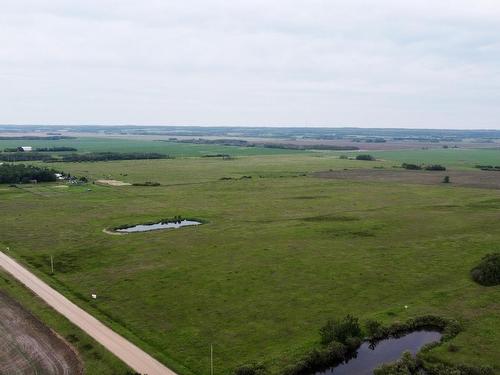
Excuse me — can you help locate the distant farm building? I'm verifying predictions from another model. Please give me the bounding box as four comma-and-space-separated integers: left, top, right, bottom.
17, 146, 33, 152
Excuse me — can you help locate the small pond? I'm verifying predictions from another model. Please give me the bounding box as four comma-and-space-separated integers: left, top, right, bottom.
115, 220, 202, 233
315, 330, 442, 375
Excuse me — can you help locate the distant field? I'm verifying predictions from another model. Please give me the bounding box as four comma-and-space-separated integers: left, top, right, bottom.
1, 153, 500, 374
0, 137, 306, 157
363, 148, 500, 168
1, 136, 499, 169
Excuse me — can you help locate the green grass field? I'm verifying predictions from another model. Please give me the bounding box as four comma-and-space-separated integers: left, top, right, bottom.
1, 149, 499, 374
1, 136, 499, 167
0, 137, 305, 157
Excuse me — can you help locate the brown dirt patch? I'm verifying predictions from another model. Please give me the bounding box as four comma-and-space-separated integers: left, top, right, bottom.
314, 169, 500, 190
0, 291, 83, 375
95, 179, 131, 186
102, 228, 124, 235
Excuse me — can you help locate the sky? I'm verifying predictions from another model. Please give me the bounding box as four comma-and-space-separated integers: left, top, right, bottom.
1, 0, 500, 129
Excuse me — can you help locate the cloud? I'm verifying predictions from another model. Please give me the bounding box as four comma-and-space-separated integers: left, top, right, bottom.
1, 0, 500, 128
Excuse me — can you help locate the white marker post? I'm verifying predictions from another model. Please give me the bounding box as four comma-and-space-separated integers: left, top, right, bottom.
210, 344, 213, 375
50, 255, 54, 274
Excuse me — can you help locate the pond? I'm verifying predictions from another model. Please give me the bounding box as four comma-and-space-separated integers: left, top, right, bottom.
115, 220, 202, 233
315, 330, 442, 375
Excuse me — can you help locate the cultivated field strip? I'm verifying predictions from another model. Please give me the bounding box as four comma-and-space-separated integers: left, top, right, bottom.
0, 291, 82, 375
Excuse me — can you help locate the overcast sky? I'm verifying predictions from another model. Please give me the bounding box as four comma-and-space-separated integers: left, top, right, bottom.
2, 1, 500, 128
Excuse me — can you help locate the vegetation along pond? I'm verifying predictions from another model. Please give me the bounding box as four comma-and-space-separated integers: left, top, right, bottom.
315, 330, 442, 375
115, 219, 202, 233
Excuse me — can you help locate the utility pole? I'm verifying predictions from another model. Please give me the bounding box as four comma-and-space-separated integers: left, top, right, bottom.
210, 344, 213, 375
50, 255, 54, 274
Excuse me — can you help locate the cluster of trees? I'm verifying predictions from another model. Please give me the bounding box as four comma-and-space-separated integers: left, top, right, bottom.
262, 143, 359, 151
351, 138, 386, 143
235, 314, 467, 375
402, 163, 446, 171
425, 164, 447, 171
0, 164, 58, 184
132, 181, 161, 186
356, 154, 376, 161
279, 315, 364, 375
59, 152, 172, 162
475, 165, 500, 171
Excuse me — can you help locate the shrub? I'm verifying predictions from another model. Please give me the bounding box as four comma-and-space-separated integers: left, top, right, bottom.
320, 314, 362, 345
356, 154, 375, 161
443, 176, 450, 183
470, 253, 500, 286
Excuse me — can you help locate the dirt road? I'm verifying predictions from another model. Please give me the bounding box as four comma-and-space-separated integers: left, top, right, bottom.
0, 251, 177, 375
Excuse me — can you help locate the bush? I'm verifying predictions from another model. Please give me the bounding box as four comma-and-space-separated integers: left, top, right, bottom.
355, 154, 375, 161
443, 176, 450, 183
320, 314, 362, 345
365, 319, 384, 338
470, 253, 500, 286
374, 351, 419, 375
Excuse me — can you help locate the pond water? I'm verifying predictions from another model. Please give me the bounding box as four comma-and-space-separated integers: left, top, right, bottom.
316, 330, 442, 375
116, 220, 202, 233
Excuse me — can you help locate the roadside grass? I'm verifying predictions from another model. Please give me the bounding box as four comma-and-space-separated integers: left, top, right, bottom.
0, 269, 131, 374
1, 154, 500, 374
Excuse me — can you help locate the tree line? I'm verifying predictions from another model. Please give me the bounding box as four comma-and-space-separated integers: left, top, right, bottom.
0, 164, 58, 184
58, 152, 172, 162
0, 151, 172, 163
3, 147, 77, 152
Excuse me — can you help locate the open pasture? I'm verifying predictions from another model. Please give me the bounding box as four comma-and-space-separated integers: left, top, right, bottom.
1, 152, 500, 374
314, 168, 500, 190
